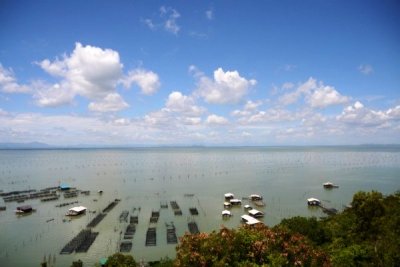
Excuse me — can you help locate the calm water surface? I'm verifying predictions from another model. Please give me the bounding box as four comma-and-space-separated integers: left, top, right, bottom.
0, 147, 399, 266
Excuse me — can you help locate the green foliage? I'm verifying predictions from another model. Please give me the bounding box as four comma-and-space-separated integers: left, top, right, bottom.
279, 216, 331, 245
278, 190, 400, 267
175, 225, 330, 266
105, 253, 136, 267
71, 259, 83, 267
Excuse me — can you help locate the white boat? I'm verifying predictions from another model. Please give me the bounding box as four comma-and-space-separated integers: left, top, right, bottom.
249, 194, 263, 201
223, 202, 232, 208
229, 199, 242, 205
248, 209, 264, 218
307, 198, 321, 206
241, 214, 261, 225
244, 204, 252, 210
222, 210, 232, 217
66, 206, 87, 216
224, 193, 234, 199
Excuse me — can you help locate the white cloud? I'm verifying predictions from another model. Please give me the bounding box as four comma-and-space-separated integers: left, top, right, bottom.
282, 82, 294, 90
206, 114, 229, 125
206, 9, 213, 20
88, 93, 129, 112
337, 101, 389, 127
194, 67, 256, 104
160, 6, 180, 34
0, 64, 30, 93
33, 81, 75, 107
0, 108, 8, 116
122, 68, 160, 95
278, 77, 349, 108
35, 42, 124, 108
143, 19, 156, 30
246, 108, 295, 123
358, 64, 373, 75
244, 100, 262, 111
307, 85, 349, 108
113, 118, 131, 126
165, 91, 204, 116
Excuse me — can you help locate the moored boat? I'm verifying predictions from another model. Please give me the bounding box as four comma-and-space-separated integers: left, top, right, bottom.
66, 206, 87, 216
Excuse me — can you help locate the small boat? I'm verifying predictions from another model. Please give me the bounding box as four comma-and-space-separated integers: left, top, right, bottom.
244, 204, 252, 210
249, 194, 263, 201
15, 205, 34, 214
229, 199, 242, 205
66, 206, 87, 216
307, 198, 321, 206
323, 182, 339, 189
224, 193, 234, 199
248, 209, 264, 218
241, 215, 261, 225
223, 202, 232, 208
221, 210, 232, 217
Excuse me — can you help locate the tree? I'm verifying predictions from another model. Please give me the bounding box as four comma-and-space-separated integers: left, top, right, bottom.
105, 253, 136, 267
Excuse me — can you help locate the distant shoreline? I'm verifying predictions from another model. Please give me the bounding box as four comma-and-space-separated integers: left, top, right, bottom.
1, 143, 400, 151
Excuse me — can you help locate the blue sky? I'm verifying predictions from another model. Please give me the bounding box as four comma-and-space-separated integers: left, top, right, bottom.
0, 0, 399, 145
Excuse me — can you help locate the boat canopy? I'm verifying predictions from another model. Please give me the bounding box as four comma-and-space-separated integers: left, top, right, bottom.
60, 184, 70, 190
307, 198, 321, 205
230, 199, 242, 204
222, 210, 231, 216
249, 194, 263, 200
224, 193, 234, 198
248, 209, 264, 216
241, 214, 261, 225
69, 206, 87, 213
17, 205, 32, 212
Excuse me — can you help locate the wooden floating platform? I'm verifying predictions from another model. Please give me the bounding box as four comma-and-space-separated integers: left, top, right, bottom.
150, 210, 160, 223
120, 241, 132, 252
188, 221, 200, 234
64, 191, 78, 198
41, 195, 60, 202
87, 213, 107, 228
170, 201, 180, 210
145, 227, 157, 246
174, 210, 182, 216
102, 199, 120, 213
166, 223, 177, 244
60, 229, 99, 254
119, 210, 129, 223
56, 201, 78, 208
189, 207, 199, 215
124, 223, 136, 239
130, 215, 138, 224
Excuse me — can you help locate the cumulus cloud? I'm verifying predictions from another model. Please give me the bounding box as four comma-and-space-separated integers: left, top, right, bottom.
160, 6, 181, 34
30, 43, 161, 112
34, 42, 124, 109
278, 77, 349, 108
122, 69, 160, 95
33, 81, 75, 107
194, 67, 256, 104
88, 93, 129, 112
307, 85, 349, 108
358, 64, 373, 75
206, 114, 229, 125
336, 101, 400, 127
0, 64, 30, 93
165, 91, 204, 116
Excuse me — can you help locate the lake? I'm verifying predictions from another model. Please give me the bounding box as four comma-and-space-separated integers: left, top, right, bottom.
0, 146, 399, 266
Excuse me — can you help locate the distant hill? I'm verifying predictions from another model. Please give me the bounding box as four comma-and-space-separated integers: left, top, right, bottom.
0, 142, 51, 149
